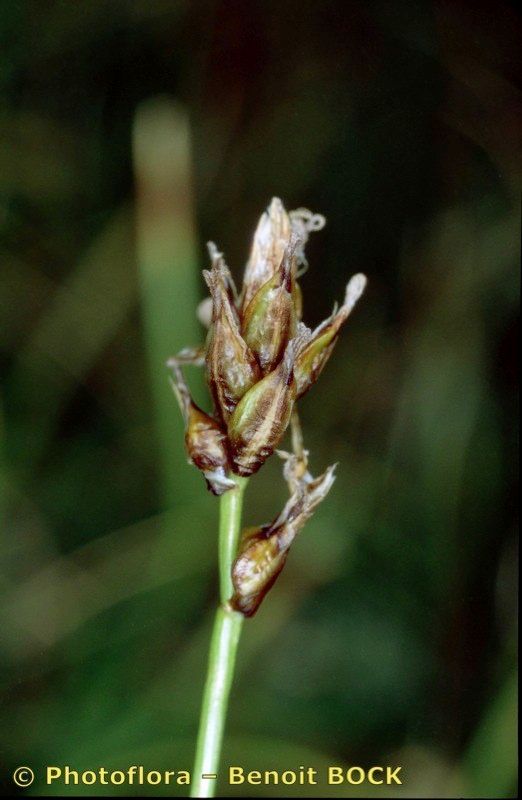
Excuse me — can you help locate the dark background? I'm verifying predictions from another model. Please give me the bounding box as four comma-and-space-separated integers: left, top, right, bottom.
0, 1, 518, 796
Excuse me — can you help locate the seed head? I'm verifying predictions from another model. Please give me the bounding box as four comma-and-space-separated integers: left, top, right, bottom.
168, 197, 365, 491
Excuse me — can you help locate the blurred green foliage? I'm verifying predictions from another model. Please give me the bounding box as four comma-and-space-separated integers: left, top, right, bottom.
0, 1, 518, 797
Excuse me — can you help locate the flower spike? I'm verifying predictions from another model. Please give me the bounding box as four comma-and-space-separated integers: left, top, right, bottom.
169, 198, 365, 490
169, 200, 365, 483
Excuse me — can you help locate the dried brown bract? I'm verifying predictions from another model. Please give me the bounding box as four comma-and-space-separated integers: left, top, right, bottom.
230, 460, 337, 616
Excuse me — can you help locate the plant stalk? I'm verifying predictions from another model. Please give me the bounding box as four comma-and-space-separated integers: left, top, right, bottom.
190, 476, 248, 798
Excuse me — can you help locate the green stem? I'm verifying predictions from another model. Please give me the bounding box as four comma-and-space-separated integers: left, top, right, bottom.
191, 476, 248, 798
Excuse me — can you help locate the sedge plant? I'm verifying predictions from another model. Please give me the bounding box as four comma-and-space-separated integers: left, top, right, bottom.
168, 198, 366, 798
